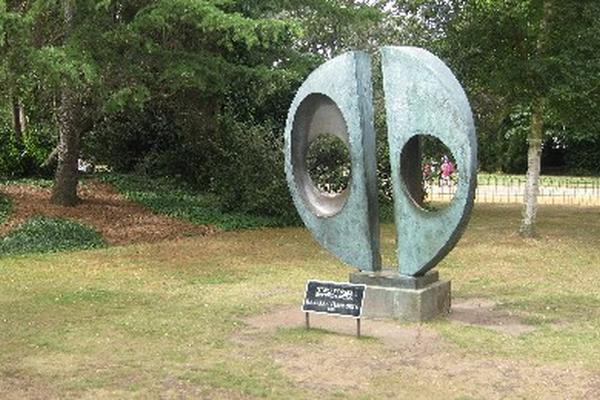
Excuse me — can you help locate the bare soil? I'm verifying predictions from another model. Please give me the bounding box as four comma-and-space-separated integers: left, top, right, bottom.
242, 305, 600, 399
0, 180, 214, 245
449, 298, 537, 336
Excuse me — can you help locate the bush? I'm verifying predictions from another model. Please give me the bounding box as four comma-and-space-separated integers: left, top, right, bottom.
0, 121, 26, 178
0, 216, 105, 256
0, 112, 56, 179
87, 104, 299, 226
564, 138, 600, 175
85, 105, 213, 188
86, 107, 178, 173
102, 173, 290, 230
209, 117, 298, 223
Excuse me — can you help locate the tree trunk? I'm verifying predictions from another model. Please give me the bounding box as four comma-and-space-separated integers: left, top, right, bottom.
519, 0, 551, 237
51, 86, 80, 206
8, 1, 28, 145
12, 97, 26, 144
51, 0, 80, 206
519, 98, 544, 237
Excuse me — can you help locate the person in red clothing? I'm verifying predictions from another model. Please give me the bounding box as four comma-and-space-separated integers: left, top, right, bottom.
441, 155, 455, 185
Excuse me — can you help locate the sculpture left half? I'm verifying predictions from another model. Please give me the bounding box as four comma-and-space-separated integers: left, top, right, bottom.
284, 52, 381, 272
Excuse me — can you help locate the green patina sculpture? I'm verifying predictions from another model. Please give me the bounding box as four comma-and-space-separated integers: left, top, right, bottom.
284, 46, 477, 277
284, 52, 381, 272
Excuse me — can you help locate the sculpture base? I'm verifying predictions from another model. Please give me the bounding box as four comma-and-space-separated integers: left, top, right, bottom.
349, 270, 450, 322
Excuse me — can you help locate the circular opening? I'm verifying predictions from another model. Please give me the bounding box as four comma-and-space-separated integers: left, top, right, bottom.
307, 134, 351, 195
291, 93, 351, 218
400, 134, 458, 211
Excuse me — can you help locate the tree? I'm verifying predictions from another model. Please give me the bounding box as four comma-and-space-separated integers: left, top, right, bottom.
51, 0, 80, 205
1, 1, 29, 148
2, 1, 301, 205
83, 1, 399, 218
444, 0, 600, 237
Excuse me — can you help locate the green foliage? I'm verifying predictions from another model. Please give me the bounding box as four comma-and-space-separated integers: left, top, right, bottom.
0, 120, 24, 177
83, 1, 320, 217
102, 173, 292, 230
564, 137, 600, 175
288, 0, 388, 56
1, 0, 596, 224
80, 0, 399, 223
85, 105, 193, 176
0, 0, 305, 180
443, 0, 600, 174
0, 216, 104, 256
0, 107, 26, 177
0, 177, 53, 187
1, 0, 436, 221
0, 121, 52, 179
0, 192, 11, 225
306, 134, 351, 194
208, 117, 299, 223
478, 105, 530, 174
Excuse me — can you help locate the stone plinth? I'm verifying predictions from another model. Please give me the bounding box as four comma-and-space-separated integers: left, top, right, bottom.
349, 270, 450, 322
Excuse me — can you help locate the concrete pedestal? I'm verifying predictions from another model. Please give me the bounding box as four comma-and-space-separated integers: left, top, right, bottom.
349, 270, 451, 322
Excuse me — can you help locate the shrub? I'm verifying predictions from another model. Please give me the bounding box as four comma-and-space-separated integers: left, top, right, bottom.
564, 138, 600, 175
85, 105, 214, 188
209, 117, 299, 223
0, 216, 105, 256
102, 174, 290, 230
0, 113, 56, 179
85, 107, 177, 173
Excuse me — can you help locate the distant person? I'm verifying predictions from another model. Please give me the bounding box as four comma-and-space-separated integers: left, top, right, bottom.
441, 155, 455, 185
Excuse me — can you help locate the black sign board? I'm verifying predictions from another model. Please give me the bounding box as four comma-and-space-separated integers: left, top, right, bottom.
302, 280, 366, 318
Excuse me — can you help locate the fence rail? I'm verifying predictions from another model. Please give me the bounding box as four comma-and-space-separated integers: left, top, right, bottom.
427, 175, 600, 206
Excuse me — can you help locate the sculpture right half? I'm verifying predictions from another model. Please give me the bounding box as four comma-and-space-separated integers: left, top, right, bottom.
381, 46, 478, 277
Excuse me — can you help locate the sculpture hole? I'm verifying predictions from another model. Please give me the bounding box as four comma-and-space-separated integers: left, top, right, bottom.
291, 93, 350, 217
400, 135, 458, 211
307, 134, 351, 195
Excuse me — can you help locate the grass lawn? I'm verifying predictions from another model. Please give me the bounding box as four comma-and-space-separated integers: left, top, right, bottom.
1, 204, 599, 399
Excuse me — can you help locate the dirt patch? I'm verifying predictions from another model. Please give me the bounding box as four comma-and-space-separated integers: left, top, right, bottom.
449, 298, 536, 336
245, 306, 442, 353
240, 306, 600, 398
0, 368, 59, 400
242, 306, 443, 392
0, 181, 214, 246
